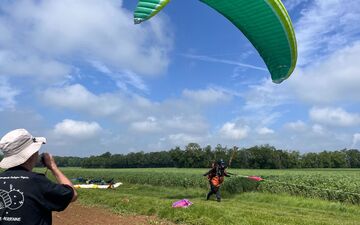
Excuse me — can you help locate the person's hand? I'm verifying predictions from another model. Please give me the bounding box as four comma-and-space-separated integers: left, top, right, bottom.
42, 152, 58, 171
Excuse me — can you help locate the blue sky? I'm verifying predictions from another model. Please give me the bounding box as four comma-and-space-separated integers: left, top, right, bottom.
0, 0, 360, 156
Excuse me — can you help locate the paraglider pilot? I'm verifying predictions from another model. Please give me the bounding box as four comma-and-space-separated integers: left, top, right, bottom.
203, 159, 230, 202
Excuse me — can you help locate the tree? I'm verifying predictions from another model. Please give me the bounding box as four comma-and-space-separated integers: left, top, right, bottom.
345, 149, 360, 168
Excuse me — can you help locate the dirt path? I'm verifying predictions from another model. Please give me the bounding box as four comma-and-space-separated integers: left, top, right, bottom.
53, 203, 172, 225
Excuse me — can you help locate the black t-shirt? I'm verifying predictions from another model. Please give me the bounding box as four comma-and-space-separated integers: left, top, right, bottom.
0, 166, 74, 225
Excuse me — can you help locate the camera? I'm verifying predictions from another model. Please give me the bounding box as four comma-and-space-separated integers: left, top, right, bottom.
40, 153, 46, 166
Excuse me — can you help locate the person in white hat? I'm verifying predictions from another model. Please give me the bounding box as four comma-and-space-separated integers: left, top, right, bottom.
0, 129, 77, 225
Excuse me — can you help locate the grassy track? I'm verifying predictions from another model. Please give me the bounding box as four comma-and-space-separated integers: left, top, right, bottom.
44, 168, 360, 225
77, 184, 360, 225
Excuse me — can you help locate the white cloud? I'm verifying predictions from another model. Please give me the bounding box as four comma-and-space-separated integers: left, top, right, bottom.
0, 78, 19, 110
0, 50, 71, 81
243, 78, 292, 110
113, 70, 149, 93
43, 84, 124, 117
352, 133, 360, 148
54, 119, 102, 139
309, 107, 360, 127
219, 122, 249, 140
90, 61, 148, 93
182, 88, 231, 104
312, 124, 325, 135
284, 120, 307, 132
244, 41, 360, 110
131, 114, 210, 135
163, 115, 209, 133
290, 42, 360, 104
130, 117, 161, 133
257, 127, 275, 135
244, 42, 360, 113
0, 0, 173, 80
42, 83, 214, 148
167, 133, 204, 146
295, 0, 360, 66
43, 84, 212, 134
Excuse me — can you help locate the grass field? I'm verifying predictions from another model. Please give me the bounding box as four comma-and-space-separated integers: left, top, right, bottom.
36, 167, 360, 225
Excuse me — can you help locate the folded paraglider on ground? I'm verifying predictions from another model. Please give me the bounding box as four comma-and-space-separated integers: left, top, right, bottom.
71, 177, 122, 189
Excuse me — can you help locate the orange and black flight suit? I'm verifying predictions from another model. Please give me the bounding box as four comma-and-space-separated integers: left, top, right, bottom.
203, 162, 230, 202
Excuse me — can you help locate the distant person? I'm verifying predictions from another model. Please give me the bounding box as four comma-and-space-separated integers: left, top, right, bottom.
0, 129, 77, 225
203, 159, 230, 202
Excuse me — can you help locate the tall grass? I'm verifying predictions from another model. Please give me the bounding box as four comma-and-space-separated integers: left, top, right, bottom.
58, 168, 259, 194
51, 168, 360, 204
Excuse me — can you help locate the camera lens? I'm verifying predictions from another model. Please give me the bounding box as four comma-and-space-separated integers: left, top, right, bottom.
40, 153, 45, 166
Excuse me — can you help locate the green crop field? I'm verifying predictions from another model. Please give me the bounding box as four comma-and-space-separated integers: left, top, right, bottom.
41, 168, 360, 225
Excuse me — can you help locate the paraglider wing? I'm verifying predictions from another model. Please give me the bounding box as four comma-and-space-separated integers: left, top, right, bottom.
199, 0, 297, 83
134, 0, 171, 24
74, 182, 123, 189
133, 0, 297, 83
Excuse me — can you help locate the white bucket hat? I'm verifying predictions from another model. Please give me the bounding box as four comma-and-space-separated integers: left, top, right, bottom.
0, 129, 46, 169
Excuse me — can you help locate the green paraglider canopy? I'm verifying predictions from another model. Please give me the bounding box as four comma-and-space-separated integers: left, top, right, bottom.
134, 0, 297, 84
134, 0, 170, 24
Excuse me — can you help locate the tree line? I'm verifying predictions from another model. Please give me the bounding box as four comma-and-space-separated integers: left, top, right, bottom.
51, 143, 360, 169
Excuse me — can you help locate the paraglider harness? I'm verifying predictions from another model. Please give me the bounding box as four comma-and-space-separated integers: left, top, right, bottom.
204, 160, 230, 188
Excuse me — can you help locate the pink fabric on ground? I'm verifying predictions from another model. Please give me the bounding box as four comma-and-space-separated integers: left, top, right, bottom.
172, 199, 193, 208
